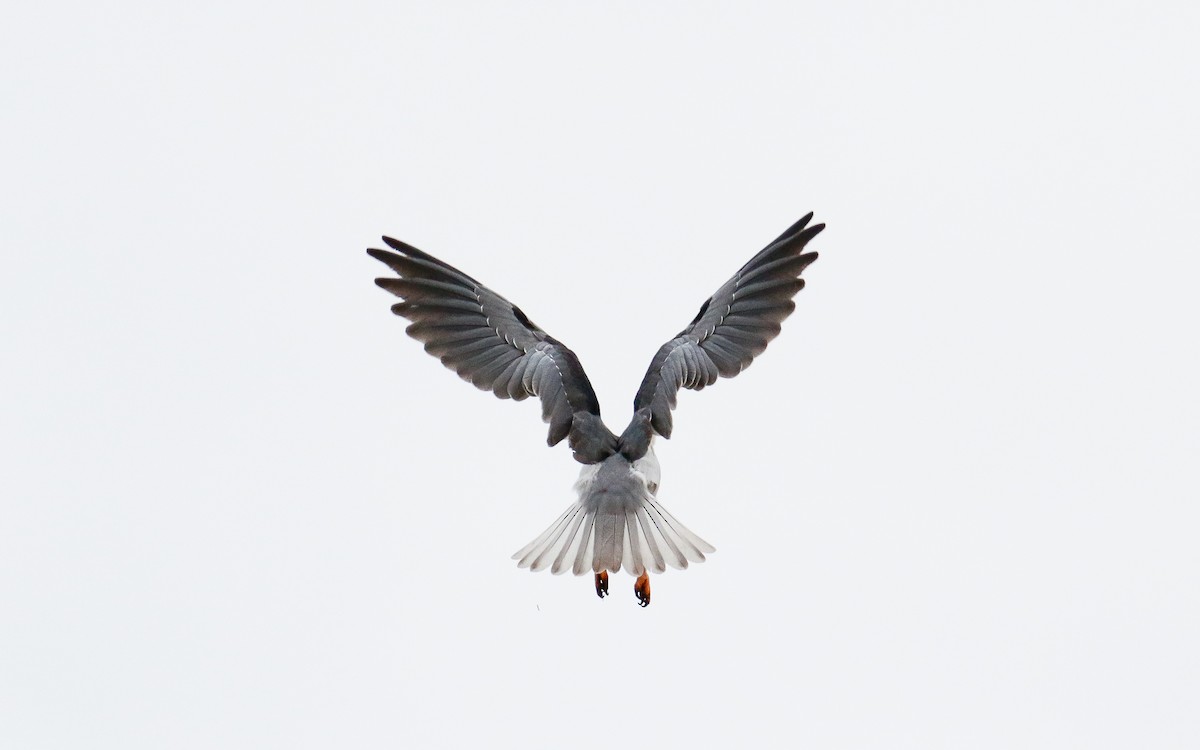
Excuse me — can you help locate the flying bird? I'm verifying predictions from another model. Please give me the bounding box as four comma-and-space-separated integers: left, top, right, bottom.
369, 213, 823, 605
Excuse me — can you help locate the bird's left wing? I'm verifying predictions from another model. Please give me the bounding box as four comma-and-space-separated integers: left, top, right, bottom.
369, 237, 617, 463
631, 213, 824, 440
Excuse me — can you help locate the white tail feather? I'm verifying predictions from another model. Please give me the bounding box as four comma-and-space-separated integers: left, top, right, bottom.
511, 504, 575, 567
513, 496, 713, 576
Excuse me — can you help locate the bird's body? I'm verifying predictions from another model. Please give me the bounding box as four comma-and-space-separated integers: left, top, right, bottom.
369, 213, 824, 605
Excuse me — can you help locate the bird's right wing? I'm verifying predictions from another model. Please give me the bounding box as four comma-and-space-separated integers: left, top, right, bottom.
631, 213, 824, 439
369, 238, 617, 463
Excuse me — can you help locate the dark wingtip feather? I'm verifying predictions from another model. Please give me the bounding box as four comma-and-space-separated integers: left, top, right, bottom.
382, 235, 443, 264
773, 223, 824, 257
381, 236, 412, 252
794, 251, 818, 274
765, 212, 815, 249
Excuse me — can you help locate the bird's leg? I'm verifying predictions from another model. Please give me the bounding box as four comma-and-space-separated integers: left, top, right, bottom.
594, 570, 609, 598
634, 572, 651, 607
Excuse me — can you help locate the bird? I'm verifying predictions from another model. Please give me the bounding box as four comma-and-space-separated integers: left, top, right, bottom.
368, 213, 823, 606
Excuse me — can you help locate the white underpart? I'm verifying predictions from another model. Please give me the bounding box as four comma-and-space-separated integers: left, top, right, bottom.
511, 445, 715, 576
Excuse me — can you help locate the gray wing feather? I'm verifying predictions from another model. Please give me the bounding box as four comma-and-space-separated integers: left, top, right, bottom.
369, 237, 617, 463
632, 213, 824, 439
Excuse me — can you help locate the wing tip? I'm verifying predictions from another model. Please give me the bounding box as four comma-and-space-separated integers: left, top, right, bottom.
375, 277, 407, 296
381, 236, 410, 252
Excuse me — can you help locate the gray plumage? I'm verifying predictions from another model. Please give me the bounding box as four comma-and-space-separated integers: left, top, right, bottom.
634, 215, 823, 439
369, 213, 823, 577
368, 237, 618, 463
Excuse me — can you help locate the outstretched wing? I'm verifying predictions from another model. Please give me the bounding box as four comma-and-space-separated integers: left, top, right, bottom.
369, 237, 617, 463
632, 213, 824, 439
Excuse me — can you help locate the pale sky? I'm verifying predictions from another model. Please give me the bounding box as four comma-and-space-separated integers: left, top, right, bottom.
3, 2, 1198, 748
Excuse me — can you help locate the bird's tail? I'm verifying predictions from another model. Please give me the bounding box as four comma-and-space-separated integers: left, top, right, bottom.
511, 496, 714, 576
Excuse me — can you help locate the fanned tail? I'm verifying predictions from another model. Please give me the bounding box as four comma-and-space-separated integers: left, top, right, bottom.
511, 497, 714, 576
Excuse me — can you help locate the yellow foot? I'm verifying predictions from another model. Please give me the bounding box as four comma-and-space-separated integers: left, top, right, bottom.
594, 570, 609, 598
634, 572, 651, 607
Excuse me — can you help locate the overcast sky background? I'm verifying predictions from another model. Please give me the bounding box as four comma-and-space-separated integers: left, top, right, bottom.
3, 2, 1198, 748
